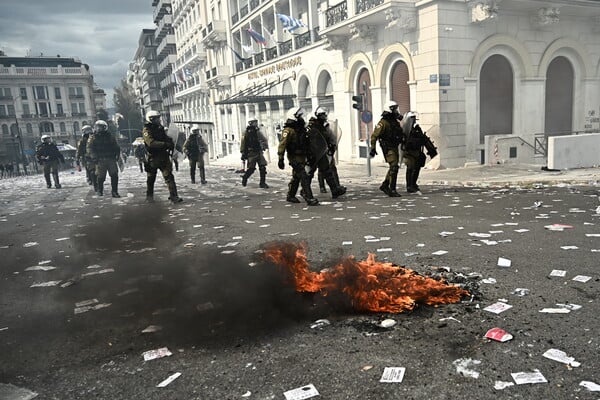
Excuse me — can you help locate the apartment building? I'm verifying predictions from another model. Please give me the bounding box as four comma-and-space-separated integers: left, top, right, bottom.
147, 0, 600, 166
0, 55, 97, 164
130, 29, 163, 117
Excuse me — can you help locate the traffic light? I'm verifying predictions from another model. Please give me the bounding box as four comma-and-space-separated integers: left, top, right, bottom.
352, 94, 364, 112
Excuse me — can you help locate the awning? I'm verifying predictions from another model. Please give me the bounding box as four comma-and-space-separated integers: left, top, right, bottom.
215, 74, 296, 105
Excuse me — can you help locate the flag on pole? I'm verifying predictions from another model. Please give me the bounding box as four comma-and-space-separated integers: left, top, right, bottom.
241, 44, 256, 57
276, 13, 307, 32
227, 44, 245, 61
175, 70, 185, 84
246, 28, 267, 46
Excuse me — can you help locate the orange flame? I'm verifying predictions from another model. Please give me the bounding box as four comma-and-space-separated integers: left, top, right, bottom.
263, 242, 469, 313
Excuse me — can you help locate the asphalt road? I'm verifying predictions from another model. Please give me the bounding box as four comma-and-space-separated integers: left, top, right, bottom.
0, 162, 599, 400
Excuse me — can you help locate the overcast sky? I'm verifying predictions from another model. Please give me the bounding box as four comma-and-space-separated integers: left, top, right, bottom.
0, 0, 154, 107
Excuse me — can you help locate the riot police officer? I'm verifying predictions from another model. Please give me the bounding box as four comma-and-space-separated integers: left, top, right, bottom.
183, 125, 209, 184
76, 125, 94, 186
306, 107, 346, 199
277, 107, 318, 206
370, 101, 404, 197
36, 134, 64, 188
240, 117, 269, 189
401, 111, 438, 193
142, 110, 182, 203
87, 120, 121, 197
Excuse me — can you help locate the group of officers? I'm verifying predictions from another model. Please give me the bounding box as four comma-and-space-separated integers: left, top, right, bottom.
34, 101, 436, 205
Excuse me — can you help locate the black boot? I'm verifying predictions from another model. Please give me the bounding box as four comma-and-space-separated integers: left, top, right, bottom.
259, 168, 269, 189
200, 166, 206, 184
190, 171, 196, 184
53, 172, 61, 189
326, 174, 346, 199
111, 176, 120, 198
413, 167, 421, 191
300, 174, 319, 206
97, 180, 104, 196
318, 172, 327, 193
379, 180, 391, 196
388, 170, 401, 197
44, 173, 52, 188
167, 177, 183, 203
406, 168, 416, 193
286, 179, 301, 203
146, 175, 156, 202
241, 168, 254, 187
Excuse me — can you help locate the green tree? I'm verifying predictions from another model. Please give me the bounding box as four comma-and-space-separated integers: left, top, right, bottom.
113, 79, 143, 140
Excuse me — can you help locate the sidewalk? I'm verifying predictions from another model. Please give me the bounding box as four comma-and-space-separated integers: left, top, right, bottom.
210, 154, 600, 187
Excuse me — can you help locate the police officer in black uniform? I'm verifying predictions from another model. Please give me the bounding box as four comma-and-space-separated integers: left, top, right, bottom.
142, 110, 182, 203
36, 134, 65, 189
240, 117, 270, 189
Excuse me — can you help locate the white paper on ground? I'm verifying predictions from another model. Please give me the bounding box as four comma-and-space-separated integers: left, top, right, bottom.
511, 370, 547, 385
142, 325, 162, 333
379, 367, 406, 383
549, 270, 567, 277
143, 347, 172, 361
453, 358, 481, 379
432, 250, 448, 255
494, 381, 515, 390
25, 265, 56, 271
580, 381, 600, 392
30, 280, 62, 287
483, 302, 512, 314
539, 308, 571, 314
283, 384, 320, 400
572, 275, 591, 283
497, 257, 511, 267
156, 372, 181, 387
542, 349, 581, 367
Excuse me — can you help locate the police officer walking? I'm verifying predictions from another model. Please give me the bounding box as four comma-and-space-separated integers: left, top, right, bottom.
76, 125, 94, 186
306, 107, 346, 199
134, 143, 147, 173
87, 120, 121, 197
142, 110, 183, 203
401, 111, 438, 193
183, 124, 208, 184
240, 117, 269, 189
277, 107, 318, 206
369, 101, 405, 197
36, 134, 65, 188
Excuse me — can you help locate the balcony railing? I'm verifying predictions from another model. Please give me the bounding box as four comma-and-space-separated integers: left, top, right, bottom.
254, 52, 264, 65
266, 46, 278, 61
356, 0, 384, 13
326, 1, 348, 27
69, 94, 85, 99
294, 30, 312, 49
280, 40, 292, 56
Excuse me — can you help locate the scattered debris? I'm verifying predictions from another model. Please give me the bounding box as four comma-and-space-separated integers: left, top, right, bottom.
143, 347, 172, 361
579, 381, 600, 392
453, 358, 481, 379
485, 327, 513, 342
74, 302, 111, 314
379, 367, 406, 383
483, 302, 512, 314
379, 319, 396, 328
494, 381, 515, 390
549, 270, 567, 277
572, 275, 591, 283
310, 319, 331, 329
156, 372, 181, 388
542, 349, 581, 367
511, 370, 547, 385
497, 257, 511, 268
141, 325, 162, 333
25, 265, 56, 271
30, 280, 62, 288
544, 224, 574, 231
512, 288, 530, 296
283, 384, 319, 400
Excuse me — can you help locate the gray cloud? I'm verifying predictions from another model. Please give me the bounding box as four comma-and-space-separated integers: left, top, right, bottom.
0, 0, 154, 107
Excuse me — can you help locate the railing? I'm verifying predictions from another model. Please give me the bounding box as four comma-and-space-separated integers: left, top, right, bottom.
294, 30, 312, 49
0, 95, 13, 100
534, 134, 547, 156
69, 94, 85, 99
235, 62, 244, 72
243, 58, 253, 69
280, 39, 292, 56
325, 1, 348, 27
254, 52, 264, 65
356, 0, 384, 14
266, 46, 278, 61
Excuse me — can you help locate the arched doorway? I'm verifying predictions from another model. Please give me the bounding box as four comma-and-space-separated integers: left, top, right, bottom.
389, 61, 410, 113
356, 68, 372, 141
297, 75, 312, 112
480, 54, 513, 144
545, 56, 574, 135
316, 70, 334, 112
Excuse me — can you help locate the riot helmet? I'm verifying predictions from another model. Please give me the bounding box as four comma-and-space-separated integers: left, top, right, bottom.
94, 120, 108, 133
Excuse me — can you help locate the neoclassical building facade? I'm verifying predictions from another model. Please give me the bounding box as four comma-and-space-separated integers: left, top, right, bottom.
159, 0, 600, 166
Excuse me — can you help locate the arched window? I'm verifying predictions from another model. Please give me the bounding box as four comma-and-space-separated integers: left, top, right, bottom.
390, 61, 410, 113
26, 123, 33, 134
40, 122, 54, 133
1, 124, 8, 135
356, 68, 372, 141
545, 56, 574, 135
10, 124, 18, 135
480, 54, 513, 143
73, 121, 79, 133
60, 122, 66, 132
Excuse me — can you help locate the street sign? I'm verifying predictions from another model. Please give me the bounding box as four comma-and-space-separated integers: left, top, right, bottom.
361, 110, 373, 124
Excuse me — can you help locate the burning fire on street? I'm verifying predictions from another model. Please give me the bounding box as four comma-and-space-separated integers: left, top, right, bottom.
263, 242, 469, 313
